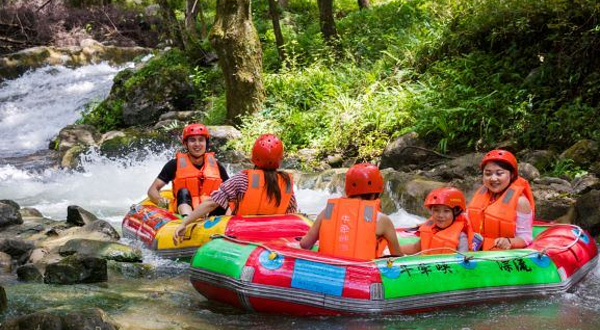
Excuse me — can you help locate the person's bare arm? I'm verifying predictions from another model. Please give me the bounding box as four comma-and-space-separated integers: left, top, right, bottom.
376, 214, 402, 255
300, 211, 324, 250
173, 198, 220, 245
147, 178, 167, 205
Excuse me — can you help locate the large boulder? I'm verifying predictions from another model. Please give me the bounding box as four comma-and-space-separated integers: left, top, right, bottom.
520, 150, 557, 172
44, 255, 108, 284
560, 139, 599, 168
207, 126, 242, 151
58, 239, 142, 262
380, 132, 443, 171
112, 51, 195, 126
0, 201, 23, 228
424, 153, 483, 181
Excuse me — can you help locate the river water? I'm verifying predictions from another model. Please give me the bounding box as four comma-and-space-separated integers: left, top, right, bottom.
0, 63, 599, 329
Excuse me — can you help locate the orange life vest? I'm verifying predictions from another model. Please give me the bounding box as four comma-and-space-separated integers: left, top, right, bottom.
318, 198, 380, 260
171, 152, 222, 210
419, 214, 473, 255
467, 177, 535, 250
236, 170, 294, 215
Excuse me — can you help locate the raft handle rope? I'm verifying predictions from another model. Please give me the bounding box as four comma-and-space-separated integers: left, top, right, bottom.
209, 224, 587, 268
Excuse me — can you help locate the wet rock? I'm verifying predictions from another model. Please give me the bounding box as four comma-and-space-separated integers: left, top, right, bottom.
19, 207, 43, 218
108, 260, 154, 278
99, 130, 126, 145
61, 307, 119, 330
572, 174, 600, 195
532, 177, 574, 194
59, 239, 142, 262
0, 238, 34, 264
0, 308, 118, 330
518, 162, 540, 181
520, 150, 557, 172
66, 205, 99, 227
16, 264, 43, 283
0, 201, 23, 228
0, 312, 63, 330
0, 200, 19, 209
424, 153, 483, 180
56, 124, 102, 152
381, 169, 445, 217
60, 145, 85, 170
82, 220, 120, 240
560, 139, 599, 167
44, 255, 108, 284
0, 252, 12, 273
574, 189, 600, 236
380, 132, 444, 171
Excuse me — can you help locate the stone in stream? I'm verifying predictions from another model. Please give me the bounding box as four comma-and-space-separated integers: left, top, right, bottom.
82, 220, 120, 240
58, 239, 142, 262
16, 263, 43, 283
0, 307, 118, 330
0, 238, 34, 265
0, 201, 23, 228
66, 205, 99, 227
44, 255, 107, 284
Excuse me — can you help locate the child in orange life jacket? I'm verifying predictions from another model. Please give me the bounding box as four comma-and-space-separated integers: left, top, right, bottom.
300, 163, 401, 260
173, 134, 297, 245
398, 187, 474, 255
147, 123, 229, 217
467, 149, 534, 250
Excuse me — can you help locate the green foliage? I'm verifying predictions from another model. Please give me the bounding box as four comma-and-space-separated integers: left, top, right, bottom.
79, 100, 124, 132
548, 158, 588, 180
86, 0, 600, 166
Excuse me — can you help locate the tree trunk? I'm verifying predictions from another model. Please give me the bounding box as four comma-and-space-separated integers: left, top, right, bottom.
197, 1, 208, 39
210, 0, 266, 125
357, 0, 370, 10
268, 0, 286, 62
157, 0, 185, 48
317, 0, 338, 45
185, 0, 200, 39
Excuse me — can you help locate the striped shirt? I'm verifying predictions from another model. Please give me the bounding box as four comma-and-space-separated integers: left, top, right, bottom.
210, 170, 298, 214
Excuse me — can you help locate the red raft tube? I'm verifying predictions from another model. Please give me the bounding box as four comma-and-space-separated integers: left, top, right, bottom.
189, 223, 598, 315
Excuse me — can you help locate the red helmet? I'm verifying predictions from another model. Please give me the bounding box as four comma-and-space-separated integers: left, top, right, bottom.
424, 187, 466, 212
480, 149, 518, 172
182, 124, 210, 143
252, 134, 284, 170
345, 163, 384, 197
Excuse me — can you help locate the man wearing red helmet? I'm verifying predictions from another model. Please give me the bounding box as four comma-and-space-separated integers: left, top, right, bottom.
173, 134, 297, 244
467, 149, 535, 250
147, 123, 229, 217
300, 163, 401, 260
398, 187, 476, 255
